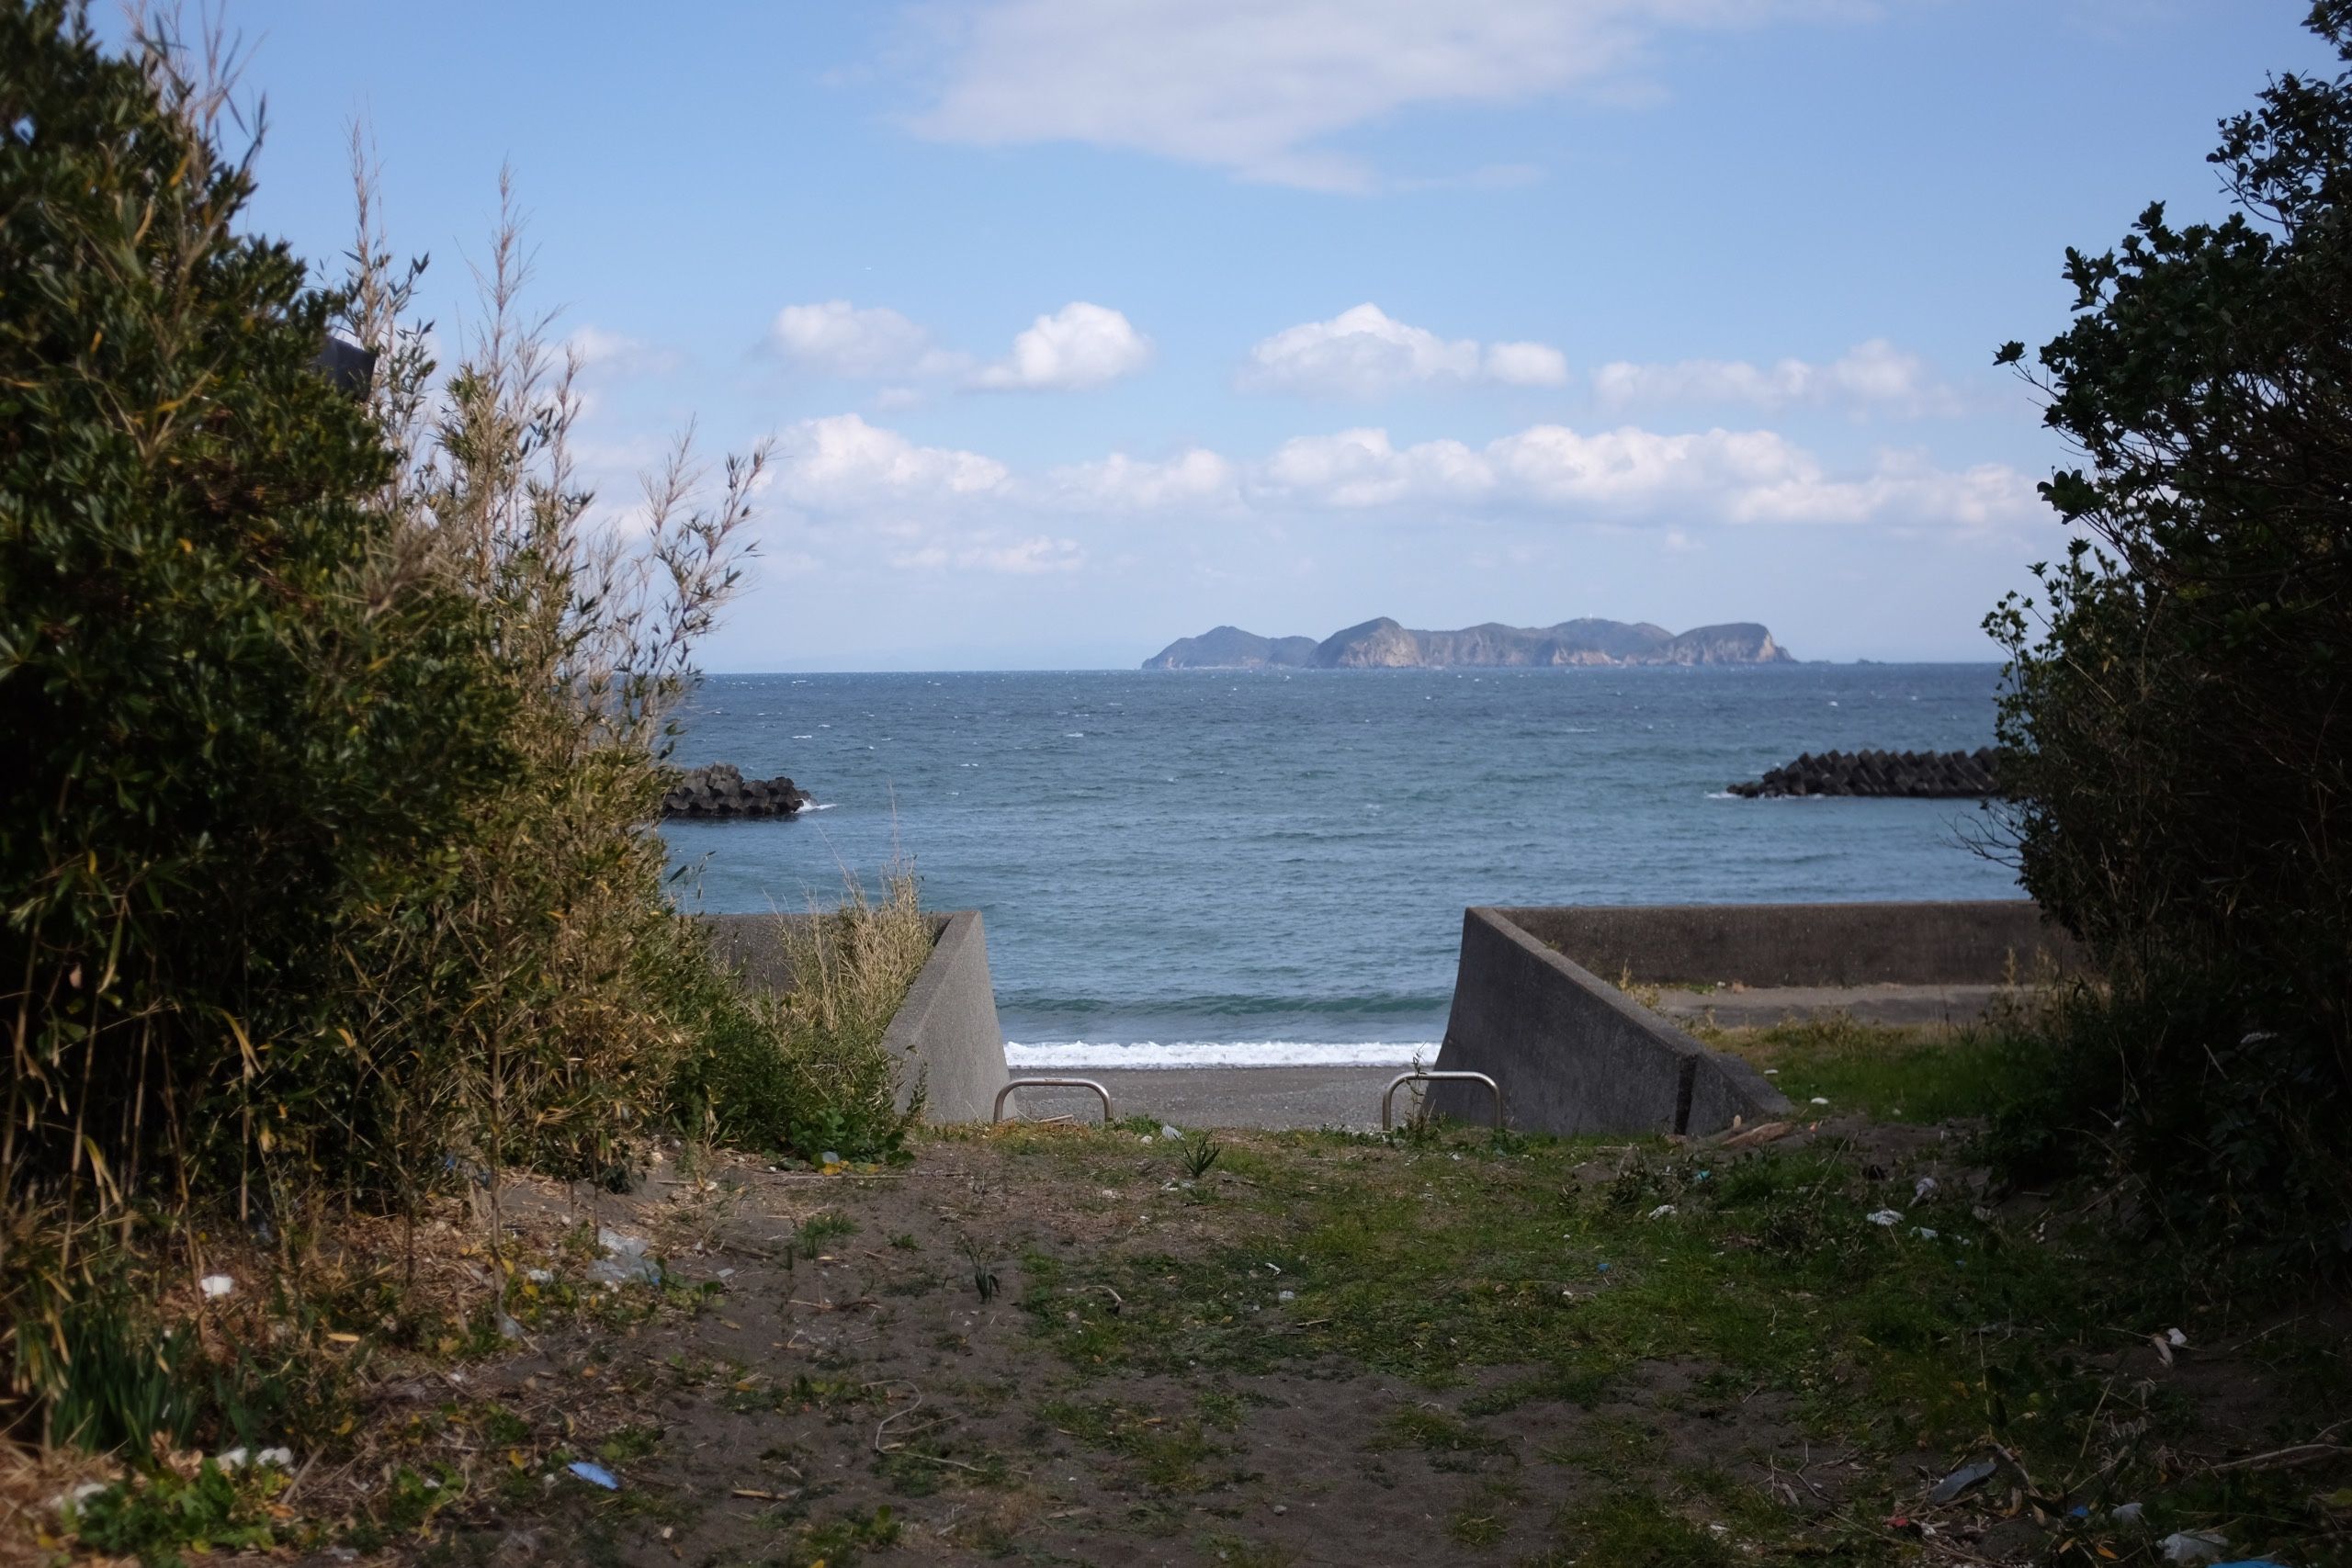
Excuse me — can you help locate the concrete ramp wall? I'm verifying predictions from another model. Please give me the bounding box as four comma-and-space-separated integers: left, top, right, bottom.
1502, 901, 2084, 988
701, 910, 1010, 1123
1431, 899, 2080, 1137
1429, 908, 1786, 1136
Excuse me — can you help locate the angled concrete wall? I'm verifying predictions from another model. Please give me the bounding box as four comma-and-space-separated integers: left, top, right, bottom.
1430, 908, 1788, 1136
700, 910, 1010, 1123
1501, 901, 2084, 988
1431, 899, 2081, 1138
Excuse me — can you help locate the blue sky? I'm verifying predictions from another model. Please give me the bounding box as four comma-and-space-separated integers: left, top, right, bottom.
198, 0, 2331, 668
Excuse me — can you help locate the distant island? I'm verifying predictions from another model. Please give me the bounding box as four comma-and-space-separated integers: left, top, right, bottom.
1142, 616, 1795, 670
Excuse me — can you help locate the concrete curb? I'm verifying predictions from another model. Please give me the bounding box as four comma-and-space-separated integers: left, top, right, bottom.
700, 910, 1010, 1124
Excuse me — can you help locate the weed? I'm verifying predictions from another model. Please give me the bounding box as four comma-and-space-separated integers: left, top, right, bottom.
1182, 1133, 1225, 1179
797, 1212, 858, 1252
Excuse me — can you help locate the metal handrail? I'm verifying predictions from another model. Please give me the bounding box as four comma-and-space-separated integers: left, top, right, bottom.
1382, 1069, 1504, 1131
992, 1077, 1114, 1124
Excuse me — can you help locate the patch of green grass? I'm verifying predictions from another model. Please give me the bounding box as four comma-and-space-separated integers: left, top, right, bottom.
1545, 1487, 1735, 1567
780, 1506, 901, 1567
1037, 1397, 1222, 1493
797, 1211, 858, 1251
67, 1461, 284, 1565
595, 1423, 662, 1463
1698, 1015, 2046, 1122
1365, 1404, 1511, 1469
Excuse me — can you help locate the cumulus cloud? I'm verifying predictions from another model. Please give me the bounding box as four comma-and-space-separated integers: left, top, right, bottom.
770, 300, 966, 379
1592, 339, 1954, 415
762, 409, 2036, 587
971, 302, 1154, 391
906, 0, 1871, 190
1485, 340, 1571, 387
773, 414, 1010, 510
1250, 422, 2038, 529
1240, 304, 1567, 398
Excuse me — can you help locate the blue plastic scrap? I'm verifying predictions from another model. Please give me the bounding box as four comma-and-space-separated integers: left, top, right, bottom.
568, 1461, 620, 1490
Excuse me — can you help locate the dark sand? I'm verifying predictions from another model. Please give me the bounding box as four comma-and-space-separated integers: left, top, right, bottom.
1000, 1066, 1408, 1132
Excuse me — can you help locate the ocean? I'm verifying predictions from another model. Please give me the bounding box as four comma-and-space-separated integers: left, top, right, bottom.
662, 664, 2019, 1066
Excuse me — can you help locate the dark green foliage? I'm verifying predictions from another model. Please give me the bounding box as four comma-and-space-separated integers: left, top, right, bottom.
1988, 2, 2352, 1268
2, 0, 511, 1242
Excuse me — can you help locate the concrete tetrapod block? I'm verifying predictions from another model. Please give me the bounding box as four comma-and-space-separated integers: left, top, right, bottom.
1429, 907, 1788, 1137
700, 909, 1011, 1123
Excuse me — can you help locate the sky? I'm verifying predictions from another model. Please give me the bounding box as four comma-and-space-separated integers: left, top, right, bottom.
187, 0, 2335, 669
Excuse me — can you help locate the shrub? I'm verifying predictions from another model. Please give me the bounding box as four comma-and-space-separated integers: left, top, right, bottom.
1, 0, 798, 1444
672, 868, 933, 1164
1987, 3, 2352, 1269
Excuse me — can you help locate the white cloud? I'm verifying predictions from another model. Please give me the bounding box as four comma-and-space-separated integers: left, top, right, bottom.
756, 409, 2035, 590
770, 300, 967, 379
1485, 340, 1571, 387
1251, 422, 2037, 529
1592, 339, 1954, 415
773, 413, 1010, 510
890, 533, 1086, 574
1240, 304, 1566, 398
1049, 448, 1238, 510
906, 0, 1871, 189
565, 325, 683, 378
972, 302, 1154, 390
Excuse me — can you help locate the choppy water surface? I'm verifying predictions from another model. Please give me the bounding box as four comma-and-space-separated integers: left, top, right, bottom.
663, 666, 2018, 1063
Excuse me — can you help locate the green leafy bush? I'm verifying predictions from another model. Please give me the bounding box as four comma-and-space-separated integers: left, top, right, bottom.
1987, 2, 2352, 1268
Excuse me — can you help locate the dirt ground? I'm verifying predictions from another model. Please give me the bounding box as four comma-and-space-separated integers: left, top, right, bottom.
194, 1110, 2341, 1568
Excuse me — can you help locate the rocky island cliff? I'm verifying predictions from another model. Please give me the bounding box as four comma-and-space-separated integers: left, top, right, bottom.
1143, 616, 1794, 670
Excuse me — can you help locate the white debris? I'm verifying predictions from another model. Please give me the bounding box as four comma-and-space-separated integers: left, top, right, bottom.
1647, 1204, 1678, 1221
1160, 1125, 1182, 1140
1914, 1175, 1939, 1201
1809, 1097, 1830, 1106
1866, 1209, 1902, 1226
198, 1274, 234, 1299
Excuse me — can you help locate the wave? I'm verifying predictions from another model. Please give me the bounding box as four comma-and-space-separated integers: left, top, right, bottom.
1005, 1041, 1436, 1069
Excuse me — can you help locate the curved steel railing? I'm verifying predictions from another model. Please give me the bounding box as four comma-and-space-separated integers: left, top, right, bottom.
992, 1077, 1114, 1125
1381, 1069, 1504, 1131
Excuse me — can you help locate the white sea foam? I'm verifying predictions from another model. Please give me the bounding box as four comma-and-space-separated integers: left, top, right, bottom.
1005, 1041, 1434, 1069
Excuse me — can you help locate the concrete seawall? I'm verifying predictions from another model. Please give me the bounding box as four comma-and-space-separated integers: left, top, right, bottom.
701, 910, 1010, 1123
1501, 901, 2084, 988
1429, 901, 2080, 1138
1429, 908, 1786, 1136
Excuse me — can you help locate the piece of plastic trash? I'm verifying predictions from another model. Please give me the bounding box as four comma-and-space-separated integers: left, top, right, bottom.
2159, 1530, 2231, 1565
1915, 1175, 1939, 1201
2165, 1326, 2189, 1347
1927, 1457, 1998, 1504
1160, 1125, 1182, 1140
1810, 1097, 1830, 1105
2112, 1503, 2146, 1527
1647, 1204, 1677, 1220
568, 1461, 620, 1490
1867, 1209, 1902, 1226
586, 1228, 661, 1287
199, 1274, 234, 1298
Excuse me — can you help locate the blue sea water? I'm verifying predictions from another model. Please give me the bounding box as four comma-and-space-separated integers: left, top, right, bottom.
662, 665, 2019, 1065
